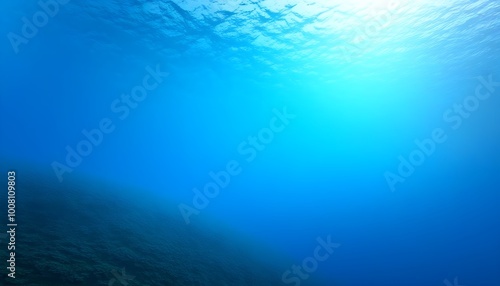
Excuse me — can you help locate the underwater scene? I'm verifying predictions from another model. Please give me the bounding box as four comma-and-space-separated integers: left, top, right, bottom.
1, 0, 500, 285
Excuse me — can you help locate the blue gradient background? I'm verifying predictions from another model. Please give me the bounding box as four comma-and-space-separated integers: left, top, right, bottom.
1, 0, 500, 285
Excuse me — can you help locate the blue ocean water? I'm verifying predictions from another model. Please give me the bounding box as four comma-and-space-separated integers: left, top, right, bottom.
1, 0, 500, 285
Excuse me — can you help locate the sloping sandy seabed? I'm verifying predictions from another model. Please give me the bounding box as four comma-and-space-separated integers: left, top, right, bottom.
0, 167, 329, 286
